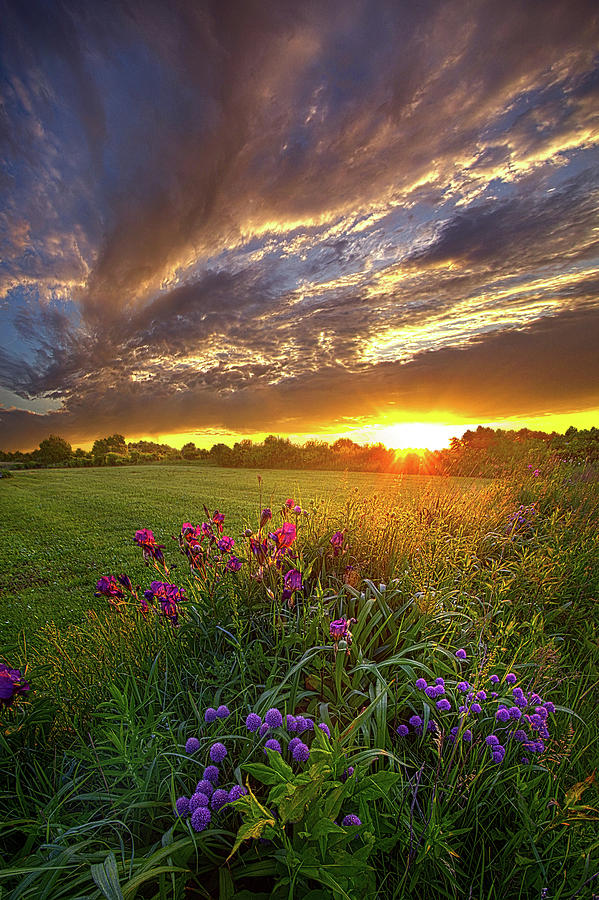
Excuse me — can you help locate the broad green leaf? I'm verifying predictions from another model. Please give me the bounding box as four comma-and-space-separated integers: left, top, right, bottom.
90, 852, 124, 900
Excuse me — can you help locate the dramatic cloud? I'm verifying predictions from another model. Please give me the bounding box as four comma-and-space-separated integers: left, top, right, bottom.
1, 0, 598, 448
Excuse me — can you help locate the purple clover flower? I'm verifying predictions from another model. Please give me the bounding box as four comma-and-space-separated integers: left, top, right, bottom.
505, 673, 517, 685
457, 681, 470, 692
397, 724, 409, 737
318, 723, 331, 738
228, 785, 247, 802
264, 708, 283, 728
292, 741, 310, 762
425, 686, 438, 699
175, 796, 189, 817
203, 766, 219, 785
286, 715, 297, 731
415, 678, 427, 690
211, 789, 230, 811
216, 705, 230, 719
209, 742, 227, 763
512, 729, 527, 742
409, 715, 422, 728
455, 649, 467, 660
295, 716, 308, 733
185, 737, 200, 754
436, 699, 451, 712
190, 792, 210, 811
191, 807, 211, 832
264, 739, 282, 754
342, 814, 361, 826
204, 708, 217, 723
195, 780, 214, 797
245, 713, 262, 732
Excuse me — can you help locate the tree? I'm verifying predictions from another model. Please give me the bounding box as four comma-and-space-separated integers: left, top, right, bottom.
37, 435, 72, 464
181, 442, 198, 460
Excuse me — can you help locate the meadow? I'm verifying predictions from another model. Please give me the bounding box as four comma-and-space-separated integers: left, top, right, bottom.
0, 464, 598, 899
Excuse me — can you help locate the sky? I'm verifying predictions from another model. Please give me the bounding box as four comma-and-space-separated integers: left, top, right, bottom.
1, 0, 598, 452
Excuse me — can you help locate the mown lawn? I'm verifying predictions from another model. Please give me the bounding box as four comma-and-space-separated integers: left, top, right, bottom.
0, 466, 487, 647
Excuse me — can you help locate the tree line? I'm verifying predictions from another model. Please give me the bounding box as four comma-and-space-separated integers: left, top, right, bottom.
1, 426, 598, 476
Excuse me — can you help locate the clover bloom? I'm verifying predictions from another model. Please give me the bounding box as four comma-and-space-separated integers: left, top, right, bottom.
245, 713, 262, 732
342, 815, 361, 826
330, 530, 346, 556
496, 708, 510, 722
293, 505, 302, 514
185, 737, 200, 754
544, 702, 555, 714
0, 665, 30, 706
175, 796, 189, 817
265, 708, 283, 728
264, 739, 282, 754
203, 766, 219, 785
397, 724, 409, 737
318, 723, 331, 738
210, 789, 229, 811
427, 720, 438, 733
228, 785, 247, 802
195, 779, 214, 797
259, 723, 270, 736
505, 673, 517, 685
292, 741, 310, 762
476, 691, 487, 701
209, 742, 227, 763
455, 649, 467, 660
190, 792, 210, 811
508, 707, 522, 719
216, 705, 230, 719
415, 678, 427, 690
204, 707, 217, 723
226, 556, 242, 572
485, 735, 499, 746
191, 807, 211, 832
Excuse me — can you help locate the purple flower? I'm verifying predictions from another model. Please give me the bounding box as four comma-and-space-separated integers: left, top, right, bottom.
0, 665, 30, 706
489, 675, 499, 684
284, 568, 302, 592
245, 713, 262, 732
259, 507, 272, 529
318, 723, 331, 738
286, 715, 297, 731
491, 692, 498, 699
512, 729, 527, 742
203, 766, 219, 785
330, 617, 353, 640
436, 699, 451, 712
409, 715, 422, 728
226, 556, 243, 572
288, 737, 302, 753
295, 716, 308, 733
425, 686, 438, 699
491, 750, 505, 764
462, 729, 473, 742
485, 735, 499, 746
217, 535, 235, 553
457, 681, 470, 692
342, 815, 362, 826
435, 677, 445, 686
496, 709, 510, 722
95, 575, 125, 602
209, 742, 227, 763
476, 691, 487, 701
544, 702, 555, 714
191, 807, 211, 832
508, 707, 522, 719
185, 737, 200, 754
292, 741, 310, 762
228, 785, 247, 802
133, 528, 166, 562
530, 693, 541, 704
397, 724, 409, 737
455, 649, 467, 660
415, 678, 428, 690
204, 707, 217, 723
195, 780, 214, 797
427, 720, 438, 733
264, 739, 282, 754
530, 714, 542, 729
330, 531, 346, 556
190, 792, 210, 811
175, 796, 189, 817
216, 705, 230, 719
303, 718, 315, 731
264, 708, 283, 728
259, 723, 270, 737
471, 703, 482, 714
340, 766, 354, 782
505, 673, 517, 685
211, 789, 230, 811
293, 505, 302, 514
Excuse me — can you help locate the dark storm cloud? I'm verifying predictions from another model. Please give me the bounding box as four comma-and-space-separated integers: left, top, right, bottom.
1, 0, 599, 447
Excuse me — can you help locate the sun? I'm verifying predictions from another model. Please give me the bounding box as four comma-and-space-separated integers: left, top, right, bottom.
373, 422, 462, 451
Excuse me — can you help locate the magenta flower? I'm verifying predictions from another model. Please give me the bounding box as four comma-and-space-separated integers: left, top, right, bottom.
95, 575, 125, 606
293, 505, 302, 514
0, 665, 30, 706
259, 507, 272, 529
455, 648, 467, 660
269, 521, 297, 551
284, 498, 295, 508
330, 530, 346, 556
226, 556, 242, 572
284, 569, 302, 592
134, 528, 165, 563
217, 535, 235, 553
212, 511, 225, 533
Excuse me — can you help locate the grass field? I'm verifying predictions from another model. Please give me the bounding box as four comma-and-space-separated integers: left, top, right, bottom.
0, 465, 488, 648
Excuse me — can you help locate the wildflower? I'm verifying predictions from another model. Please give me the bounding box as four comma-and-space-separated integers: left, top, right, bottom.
226, 555, 242, 573
491, 692, 498, 699
340, 766, 354, 782
485, 735, 500, 746
286, 714, 297, 731
284, 498, 295, 508
303, 718, 314, 731
415, 678, 428, 690
508, 707, 522, 719
544, 701, 555, 714
175, 796, 189, 817
95, 575, 125, 603
471, 703, 483, 714
203, 766, 219, 785
457, 681, 470, 692
530, 693, 541, 704
195, 779, 214, 797
495, 709, 510, 722
427, 720, 438, 733
435, 677, 445, 686
476, 691, 487, 701
134, 528, 165, 563
259, 723, 270, 736
204, 707, 217, 723
264, 708, 283, 728
330, 530, 346, 556
217, 535, 235, 553
209, 742, 227, 763
455, 649, 467, 660
409, 715, 422, 728
249, 535, 269, 565
269, 522, 297, 552
512, 729, 527, 742
212, 511, 225, 532
191, 807, 211, 832
318, 723, 331, 738
117, 573, 133, 590
264, 739, 282, 754
505, 673, 517, 685
342, 815, 361, 826
530, 714, 542, 729
294, 716, 308, 733
436, 699, 451, 712
216, 705, 230, 719
245, 713, 262, 732
449, 727, 459, 742
210, 789, 230, 811
228, 785, 247, 802
292, 742, 310, 762
0, 665, 30, 706
462, 729, 473, 742
259, 508, 272, 529
288, 737, 302, 753
293, 505, 302, 515
397, 724, 409, 737
185, 737, 200, 754
489, 675, 499, 684
284, 568, 302, 592
190, 792, 210, 811
491, 749, 505, 764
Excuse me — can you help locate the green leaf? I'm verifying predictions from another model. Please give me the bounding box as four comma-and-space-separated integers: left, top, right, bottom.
242, 763, 286, 786
90, 852, 124, 900
227, 817, 276, 862
264, 748, 294, 781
